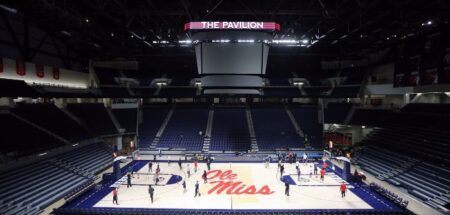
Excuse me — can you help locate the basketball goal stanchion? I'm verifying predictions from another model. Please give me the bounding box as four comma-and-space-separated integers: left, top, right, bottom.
323, 150, 352, 180
113, 156, 127, 180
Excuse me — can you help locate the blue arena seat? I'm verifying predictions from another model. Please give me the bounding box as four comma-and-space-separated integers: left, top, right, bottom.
210, 107, 251, 151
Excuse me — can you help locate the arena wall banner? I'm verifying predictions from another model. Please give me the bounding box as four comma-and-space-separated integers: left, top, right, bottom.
16, 60, 26, 76
0, 57, 88, 88
36, 64, 45, 78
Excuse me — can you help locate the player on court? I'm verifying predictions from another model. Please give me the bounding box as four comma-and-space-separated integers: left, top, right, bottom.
156, 163, 160, 174
112, 188, 119, 205
284, 182, 290, 196
194, 181, 200, 197
202, 170, 208, 183
194, 160, 198, 173
340, 182, 347, 198
320, 168, 325, 182
187, 163, 191, 178
148, 161, 153, 172
148, 185, 155, 203
182, 180, 187, 192
127, 173, 132, 188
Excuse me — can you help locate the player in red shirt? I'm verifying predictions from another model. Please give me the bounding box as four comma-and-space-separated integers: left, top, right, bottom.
194, 160, 198, 173
320, 168, 325, 182
340, 182, 347, 198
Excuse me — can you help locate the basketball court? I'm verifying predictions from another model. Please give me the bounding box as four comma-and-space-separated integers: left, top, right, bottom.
93, 161, 378, 211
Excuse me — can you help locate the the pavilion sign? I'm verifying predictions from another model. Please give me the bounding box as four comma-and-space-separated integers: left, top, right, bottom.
184, 21, 280, 31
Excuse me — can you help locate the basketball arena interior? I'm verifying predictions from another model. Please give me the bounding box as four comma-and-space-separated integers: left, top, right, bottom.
0, 1, 449, 215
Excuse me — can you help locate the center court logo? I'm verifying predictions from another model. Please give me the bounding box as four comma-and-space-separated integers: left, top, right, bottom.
206, 170, 275, 195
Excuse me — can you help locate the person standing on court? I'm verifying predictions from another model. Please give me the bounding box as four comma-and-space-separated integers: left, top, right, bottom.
149, 161, 153, 172
206, 158, 211, 171
320, 168, 325, 182
297, 167, 301, 181
194, 159, 198, 173
280, 164, 285, 176
284, 182, 290, 196
128, 166, 133, 177
148, 185, 155, 203
195, 181, 201, 197
178, 158, 182, 170
187, 163, 191, 178
340, 182, 347, 198
112, 188, 119, 205
127, 173, 132, 188
182, 180, 187, 192
202, 170, 208, 183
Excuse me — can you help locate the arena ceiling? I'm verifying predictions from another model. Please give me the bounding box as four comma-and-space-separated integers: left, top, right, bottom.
1, 0, 449, 69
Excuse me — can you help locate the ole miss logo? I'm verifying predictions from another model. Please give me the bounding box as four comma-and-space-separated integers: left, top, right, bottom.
206, 169, 274, 195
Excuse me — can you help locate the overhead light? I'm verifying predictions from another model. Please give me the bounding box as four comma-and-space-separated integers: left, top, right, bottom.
301, 39, 309, 44
38, 152, 48, 156
339, 34, 348, 39
110, 33, 114, 37
85, 18, 89, 23
179, 40, 192, 44
143, 41, 152, 47
237, 39, 255, 43
72, 143, 79, 147
361, 126, 366, 128
272, 39, 298, 44
212, 39, 230, 43
293, 82, 304, 86
60, 30, 72, 36
130, 34, 134, 38
0, 4, 17, 13
422, 20, 433, 26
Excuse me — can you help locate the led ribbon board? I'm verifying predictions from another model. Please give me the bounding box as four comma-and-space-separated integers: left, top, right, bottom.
185, 22, 280, 31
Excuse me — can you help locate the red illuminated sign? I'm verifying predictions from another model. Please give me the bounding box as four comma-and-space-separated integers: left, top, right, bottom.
185, 22, 280, 31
